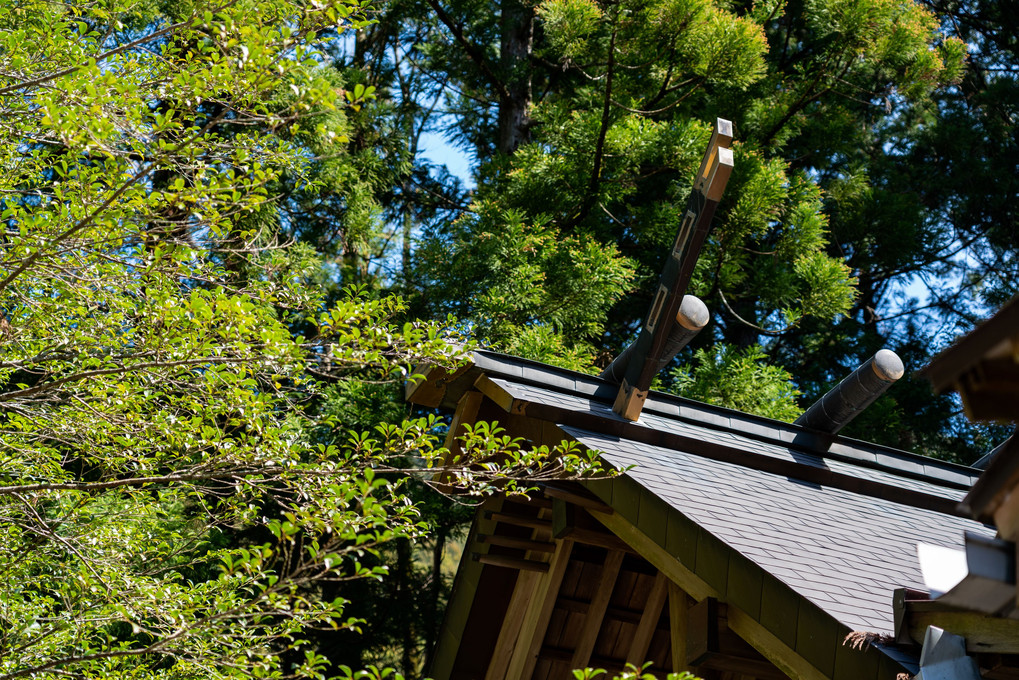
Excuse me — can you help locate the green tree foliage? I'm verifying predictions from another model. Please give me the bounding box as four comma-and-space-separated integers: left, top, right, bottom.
752, 0, 1014, 458
299, 0, 1005, 462
247, 0, 1014, 667
394, 0, 967, 431
415, 206, 635, 371
0, 3, 608, 677
669, 345, 802, 421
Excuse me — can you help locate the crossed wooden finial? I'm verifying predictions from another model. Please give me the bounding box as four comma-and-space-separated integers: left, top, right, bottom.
611, 118, 734, 421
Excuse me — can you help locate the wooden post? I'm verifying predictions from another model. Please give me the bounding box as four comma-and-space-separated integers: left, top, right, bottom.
669, 582, 690, 673
612, 118, 734, 421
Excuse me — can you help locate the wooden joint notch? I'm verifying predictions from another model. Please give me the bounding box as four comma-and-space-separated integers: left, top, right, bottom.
694, 118, 734, 201
687, 597, 721, 665
703, 146, 734, 201
473, 553, 550, 573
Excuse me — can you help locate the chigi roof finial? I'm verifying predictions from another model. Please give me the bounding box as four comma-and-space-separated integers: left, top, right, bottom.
605, 117, 734, 421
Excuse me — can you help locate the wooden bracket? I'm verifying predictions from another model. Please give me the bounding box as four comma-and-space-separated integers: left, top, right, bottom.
687, 597, 721, 665
612, 378, 648, 422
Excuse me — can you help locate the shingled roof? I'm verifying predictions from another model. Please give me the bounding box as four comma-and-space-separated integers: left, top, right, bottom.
411, 349, 994, 680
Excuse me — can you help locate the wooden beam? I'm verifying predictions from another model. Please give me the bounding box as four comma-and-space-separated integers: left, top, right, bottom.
486, 511, 553, 530
486, 570, 542, 680
505, 539, 575, 680
478, 534, 556, 553
557, 596, 644, 625
572, 550, 626, 670
670, 582, 690, 674
589, 508, 716, 602
591, 506, 837, 680
475, 553, 550, 572
627, 571, 669, 667
611, 118, 733, 421
567, 527, 635, 553
727, 605, 828, 680
474, 373, 515, 412
553, 499, 632, 552
906, 608, 1019, 654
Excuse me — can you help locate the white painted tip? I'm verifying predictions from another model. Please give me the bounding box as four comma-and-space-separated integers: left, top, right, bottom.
677, 295, 710, 330
873, 349, 905, 381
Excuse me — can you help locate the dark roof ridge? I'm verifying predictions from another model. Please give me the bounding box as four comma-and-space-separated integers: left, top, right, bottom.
472, 348, 980, 491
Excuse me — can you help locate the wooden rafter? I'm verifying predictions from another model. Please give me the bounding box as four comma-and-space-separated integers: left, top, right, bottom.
728, 607, 828, 680
486, 570, 543, 680
589, 509, 714, 602
505, 539, 576, 680
557, 596, 643, 624
553, 500, 633, 553
487, 511, 553, 531
478, 534, 556, 553
571, 550, 626, 670
626, 570, 669, 667
542, 485, 613, 513
474, 373, 515, 412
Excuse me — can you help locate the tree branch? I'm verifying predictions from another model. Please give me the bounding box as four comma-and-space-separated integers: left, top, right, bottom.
422, 0, 510, 100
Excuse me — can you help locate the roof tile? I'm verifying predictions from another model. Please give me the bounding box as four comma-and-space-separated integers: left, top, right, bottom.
562, 425, 994, 635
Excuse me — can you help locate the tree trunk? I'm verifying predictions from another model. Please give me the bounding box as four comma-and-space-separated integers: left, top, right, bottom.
422, 525, 448, 673
396, 537, 415, 676
497, 0, 533, 154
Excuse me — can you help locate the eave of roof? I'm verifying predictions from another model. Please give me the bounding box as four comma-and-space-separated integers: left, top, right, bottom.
920, 294, 1019, 395
960, 435, 1019, 522
460, 349, 981, 492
